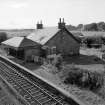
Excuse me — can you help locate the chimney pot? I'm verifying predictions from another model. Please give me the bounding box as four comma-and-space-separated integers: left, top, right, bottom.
63, 18, 64, 23
58, 18, 66, 29
36, 20, 43, 29
59, 18, 61, 23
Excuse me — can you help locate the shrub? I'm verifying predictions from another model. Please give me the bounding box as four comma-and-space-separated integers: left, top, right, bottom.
64, 69, 83, 85
88, 72, 104, 91
84, 36, 103, 48
54, 54, 63, 70
64, 69, 104, 91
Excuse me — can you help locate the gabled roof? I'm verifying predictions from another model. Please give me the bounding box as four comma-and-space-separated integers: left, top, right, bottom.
27, 27, 80, 45
27, 27, 60, 45
2, 37, 40, 50
64, 29, 81, 43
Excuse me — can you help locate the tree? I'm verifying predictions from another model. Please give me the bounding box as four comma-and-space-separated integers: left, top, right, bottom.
97, 22, 105, 31
76, 24, 83, 30
0, 32, 7, 43
84, 23, 98, 31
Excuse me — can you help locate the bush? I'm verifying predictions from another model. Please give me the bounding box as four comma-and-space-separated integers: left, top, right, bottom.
84, 36, 103, 48
54, 54, 63, 70
64, 69, 82, 86
64, 69, 104, 91
88, 72, 104, 91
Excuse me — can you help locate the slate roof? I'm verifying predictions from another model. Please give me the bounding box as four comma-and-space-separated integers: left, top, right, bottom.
27, 27, 60, 45
2, 37, 39, 50
27, 27, 80, 45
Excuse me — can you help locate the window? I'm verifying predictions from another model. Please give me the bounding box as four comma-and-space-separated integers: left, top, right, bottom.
51, 46, 56, 54
46, 46, 56, 55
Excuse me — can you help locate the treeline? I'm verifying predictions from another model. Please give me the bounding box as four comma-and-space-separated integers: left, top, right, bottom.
67, 22, 105, 31
84, 22, 105, 31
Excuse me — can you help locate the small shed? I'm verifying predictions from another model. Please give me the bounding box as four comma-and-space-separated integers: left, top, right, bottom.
2, 37, 42, 61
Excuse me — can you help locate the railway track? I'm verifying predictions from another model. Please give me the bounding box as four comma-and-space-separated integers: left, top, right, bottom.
0, 61, 70, 105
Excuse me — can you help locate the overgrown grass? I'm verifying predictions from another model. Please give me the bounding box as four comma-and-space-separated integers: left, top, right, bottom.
61, 64, 104, 91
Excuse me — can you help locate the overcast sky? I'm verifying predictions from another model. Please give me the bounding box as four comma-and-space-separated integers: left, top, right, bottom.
0, 0, 105, 29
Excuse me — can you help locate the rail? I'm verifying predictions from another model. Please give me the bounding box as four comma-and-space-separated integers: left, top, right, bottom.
0, 55, 85, 105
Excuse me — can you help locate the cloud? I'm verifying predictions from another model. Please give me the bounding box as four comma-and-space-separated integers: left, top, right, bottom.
10, 2, 28, 8
1, 0, 29, 9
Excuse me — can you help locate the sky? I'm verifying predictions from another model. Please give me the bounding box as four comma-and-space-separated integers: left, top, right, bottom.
0, 0, 105, 29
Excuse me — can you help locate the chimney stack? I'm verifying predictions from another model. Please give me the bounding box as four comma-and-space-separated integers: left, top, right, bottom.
63, 18, 64, 23
58, 18, 66, 29
36, 20, 43, 29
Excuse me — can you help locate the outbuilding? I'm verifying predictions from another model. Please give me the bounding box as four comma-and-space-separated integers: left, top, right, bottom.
2, 37, 42, 61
